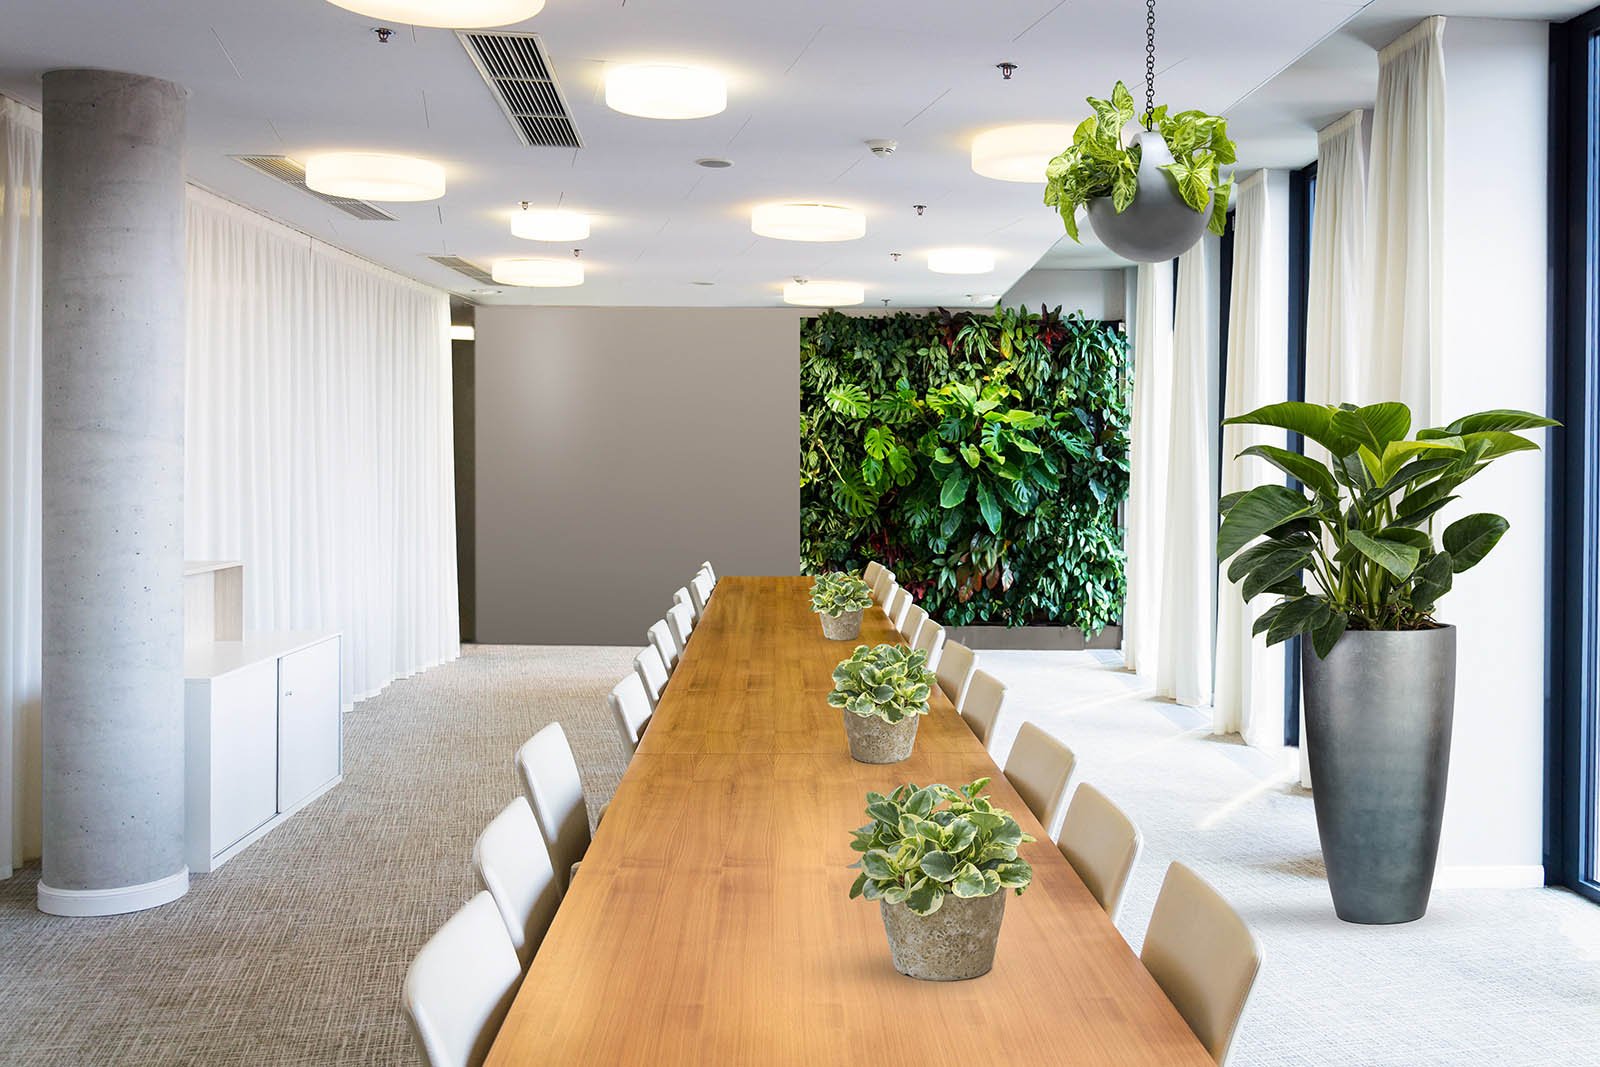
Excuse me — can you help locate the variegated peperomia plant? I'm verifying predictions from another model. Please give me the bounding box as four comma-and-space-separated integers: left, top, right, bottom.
828, 644, 935, 724
849, 779, 1035, 915
810, 571, 874, 617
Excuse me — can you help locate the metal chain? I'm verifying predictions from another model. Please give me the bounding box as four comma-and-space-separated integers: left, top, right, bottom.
1144, 0, 1157, 130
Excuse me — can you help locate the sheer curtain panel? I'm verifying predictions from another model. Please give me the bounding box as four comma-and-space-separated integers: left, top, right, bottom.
1123, 260, 1174, 679
1, 96, 41, 875
185, 189, 459, 702
1305, 110, 1368, 415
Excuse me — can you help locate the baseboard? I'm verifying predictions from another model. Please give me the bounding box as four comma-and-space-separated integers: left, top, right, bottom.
1432, 864, 1546, 889
36, 867, 189, 916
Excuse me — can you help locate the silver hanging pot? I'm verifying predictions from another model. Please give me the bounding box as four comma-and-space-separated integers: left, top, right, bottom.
1085, 130, 1211, 263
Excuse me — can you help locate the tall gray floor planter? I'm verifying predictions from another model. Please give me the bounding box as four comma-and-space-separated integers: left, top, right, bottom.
1301, 626, 1456, 925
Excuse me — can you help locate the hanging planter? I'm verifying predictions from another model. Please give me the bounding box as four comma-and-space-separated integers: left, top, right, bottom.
1042, 0, 1236, 263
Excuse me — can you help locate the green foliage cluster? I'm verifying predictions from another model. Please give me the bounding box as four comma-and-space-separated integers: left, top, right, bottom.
848, 778, 1035, 916
1217, 401, 1557, 655
809, 571, 874, 617
1042, 80, 1236, 242
800, 304, 1130, 632
828, 644, 936, 725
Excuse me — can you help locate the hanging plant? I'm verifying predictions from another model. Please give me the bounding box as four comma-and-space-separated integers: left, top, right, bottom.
1041, 0, 1237, 262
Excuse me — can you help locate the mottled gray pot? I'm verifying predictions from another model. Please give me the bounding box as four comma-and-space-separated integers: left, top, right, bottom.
1302, 626, 1456, 925
880, 891, 1005, 981
1085, 131, 1211, 264
842, 710, 919, 764
819, 609, 863, 641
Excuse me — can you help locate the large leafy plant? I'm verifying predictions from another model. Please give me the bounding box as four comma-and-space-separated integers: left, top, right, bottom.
1218, 402, 1557, 656
828, 645, 936, 725
1043, 81, 1235, 242
810, 571, 874, 616
848, 778, 1034, 915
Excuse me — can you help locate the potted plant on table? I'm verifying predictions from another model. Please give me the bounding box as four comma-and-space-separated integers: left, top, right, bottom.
1216, 401, 1556, 924
810, 571, 874, 640
849, 778, 1034, 981
829, 644, 934, 763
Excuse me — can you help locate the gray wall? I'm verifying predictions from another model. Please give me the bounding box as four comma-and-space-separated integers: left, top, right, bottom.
1002, 268, 1127, 320
474, 307, 802, 645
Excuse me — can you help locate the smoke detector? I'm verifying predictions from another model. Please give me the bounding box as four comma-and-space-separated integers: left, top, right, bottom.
866, 139, 897, 158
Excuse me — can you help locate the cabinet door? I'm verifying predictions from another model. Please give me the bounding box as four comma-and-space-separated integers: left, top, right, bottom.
277, 636, 342, 811
209, 660, 280, 853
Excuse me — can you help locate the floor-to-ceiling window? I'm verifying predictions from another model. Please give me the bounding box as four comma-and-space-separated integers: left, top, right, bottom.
1284, 162, 1316, 749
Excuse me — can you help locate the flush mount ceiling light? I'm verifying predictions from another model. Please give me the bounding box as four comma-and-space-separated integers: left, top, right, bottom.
782, 279, 864, 307
970, 123, 1076, 183
491, 257, 584, 287
303, 151, 446, 201
751, 203, 866, 242
511, 205, 590, 241
322, 0, 544, 28
927, 247, 996, 274
605, 63, 726, 119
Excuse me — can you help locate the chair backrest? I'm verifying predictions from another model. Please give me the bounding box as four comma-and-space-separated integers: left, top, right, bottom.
961, 668, 1007, 751
402, 891, 522, 1067
689, 569, 715, 613
471, 798, 561, 969
1056, 782, 1142, 923
647, 619, 679, 673
1002, 721, 1077, 839
700, 559, 717, 584
936, 639, 975, 709
873, 569, 896, 604
912, 619, 945, 674
666, 602, 696, 652
610, 672, 653, 751
1141, 862, 1263, 1065
632, 647, 668, 710
514, 722, 590, 892
674, 586, 700, 623
885, 586, 911, 631
899, 603, 928, 645
862, 561, 883, 588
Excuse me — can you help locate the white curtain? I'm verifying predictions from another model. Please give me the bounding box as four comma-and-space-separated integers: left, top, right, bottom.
1, 97, 41, 877
1156, 241, 1215, 707
1306, 110, 1368, 414
185, 189, 459, 703
1123, 260, 1174, 679
1213, 172, 1287, 746
1366, 16, 1446, 422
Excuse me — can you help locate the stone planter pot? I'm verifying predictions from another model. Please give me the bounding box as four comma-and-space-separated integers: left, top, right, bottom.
880, 891, 1005, 981
842, 710, 919, 764
819, 609, 863, 641
1302, 625, 1456, 925
1085, 130, 1212, 264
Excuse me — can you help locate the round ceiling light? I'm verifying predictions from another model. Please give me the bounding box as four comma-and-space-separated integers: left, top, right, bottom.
605, 64, 726, 120
927, 247, 996, 274
969, 123, 1075, 183
782, 280, 864, 307
322, 0, 544, 28
511, 206, 590, 242
751, 203, 866, 242
303, 151, 446, 202
491, 258, 584, 287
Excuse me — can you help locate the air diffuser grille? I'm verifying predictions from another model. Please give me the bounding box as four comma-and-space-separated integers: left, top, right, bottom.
230, 155, 396, 220
427, 256, 497, 286
458, 31, 582, 149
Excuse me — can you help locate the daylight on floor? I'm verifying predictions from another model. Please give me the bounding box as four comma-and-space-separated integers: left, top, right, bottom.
2, 1, 1599, 1064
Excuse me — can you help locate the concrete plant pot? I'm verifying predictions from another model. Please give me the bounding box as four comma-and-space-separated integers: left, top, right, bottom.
842, 710, 919, 764
1302, 625, 1456, 924
819, 609, 864, 641
1085, 130, 1212, 264
880, 891, 1006, 981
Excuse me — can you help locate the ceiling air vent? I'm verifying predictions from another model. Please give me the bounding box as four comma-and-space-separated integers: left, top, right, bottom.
457, 31, 582, 149
426, 256, 498, 286
230, 155, 396, 221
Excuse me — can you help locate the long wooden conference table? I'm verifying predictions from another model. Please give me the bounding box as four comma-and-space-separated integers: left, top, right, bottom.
487, 576, 1211, 1065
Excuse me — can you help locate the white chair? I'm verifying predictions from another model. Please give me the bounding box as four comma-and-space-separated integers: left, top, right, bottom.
899, 603, 928, 645
960, 668, 1007, 751
674, 586, 700, 624
515, 722, 591, 892
1056, 783, 1142, 923
647, 619, 679, 673
689, 569, 715, 614
936, 638, 974, 708
912, 619, 945, 673
862, 561, 884, 588
610, 672, 653, 752
1141, 862, 1263, 1065
1003, 721, 1076, 839
666, 602, 696, 653
633, 646, 669, 710
402, 891, 522, 1067
472, 798, 561, 969
873, 570, 896, 605
885, 586, 911, 632
700, 559, 717, 585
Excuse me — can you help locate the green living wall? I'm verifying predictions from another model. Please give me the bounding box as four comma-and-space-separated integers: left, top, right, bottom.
800, 305, 1131, 633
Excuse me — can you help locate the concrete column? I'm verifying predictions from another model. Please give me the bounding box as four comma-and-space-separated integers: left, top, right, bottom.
38, 70, 188, 916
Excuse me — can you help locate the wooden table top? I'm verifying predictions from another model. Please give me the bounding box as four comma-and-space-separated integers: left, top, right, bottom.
486, 576, 1211, 1066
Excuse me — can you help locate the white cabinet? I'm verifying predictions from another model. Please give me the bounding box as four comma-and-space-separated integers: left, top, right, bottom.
277, 636, 342, 811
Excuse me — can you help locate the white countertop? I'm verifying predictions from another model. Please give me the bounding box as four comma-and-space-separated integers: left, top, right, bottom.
185, 631, 338, 679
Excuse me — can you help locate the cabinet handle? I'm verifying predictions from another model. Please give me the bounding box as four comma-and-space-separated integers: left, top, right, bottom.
283, 690, 294, 697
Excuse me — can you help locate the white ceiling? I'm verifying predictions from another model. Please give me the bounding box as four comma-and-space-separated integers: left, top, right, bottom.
0, 0, 1584, 305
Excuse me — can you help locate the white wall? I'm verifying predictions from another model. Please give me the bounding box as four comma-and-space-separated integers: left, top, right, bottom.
1434, 18, 1549, 886
1003, 268, 1127, 320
